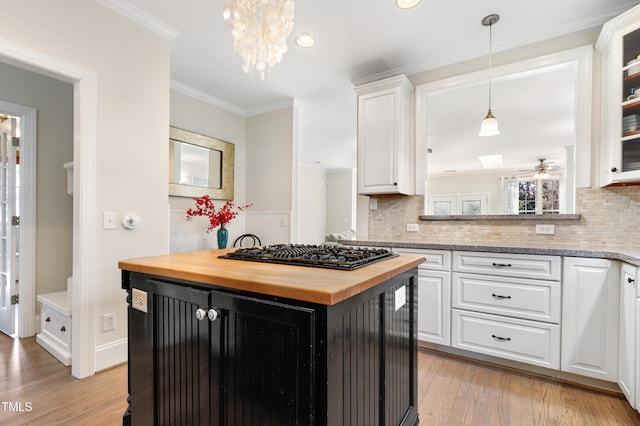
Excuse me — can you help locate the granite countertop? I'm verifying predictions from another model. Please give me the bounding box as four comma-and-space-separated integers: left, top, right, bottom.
119, 248, 425, 306
346, 240, 640, 267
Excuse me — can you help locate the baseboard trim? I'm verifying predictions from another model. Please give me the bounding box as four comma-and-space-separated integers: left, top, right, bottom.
95, 338, 127, 372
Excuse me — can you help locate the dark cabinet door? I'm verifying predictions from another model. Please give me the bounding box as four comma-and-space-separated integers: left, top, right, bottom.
129, 277, 213, 426
209, 289, 317, 425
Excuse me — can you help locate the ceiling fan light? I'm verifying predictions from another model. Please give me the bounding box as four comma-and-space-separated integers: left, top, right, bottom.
534, 171, 550, 179
479, 110, 499, 136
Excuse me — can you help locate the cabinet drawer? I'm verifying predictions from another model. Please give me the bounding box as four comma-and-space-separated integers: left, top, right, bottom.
394, 248, 451, 271
453, 251, 561, 281
452, 273, 560, 323
452, 309, 560, 369
41, 304, 71, 348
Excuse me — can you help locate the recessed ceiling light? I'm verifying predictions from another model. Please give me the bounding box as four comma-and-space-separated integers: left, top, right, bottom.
295, 33, 315, 48
396, 0, 421, 9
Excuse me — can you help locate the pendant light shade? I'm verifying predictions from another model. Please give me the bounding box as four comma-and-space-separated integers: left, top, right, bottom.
479, 109, 499, 136
479, 14, 500, 137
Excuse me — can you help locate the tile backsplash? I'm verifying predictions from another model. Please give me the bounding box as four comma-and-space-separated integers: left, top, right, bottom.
369, 186, 640, 248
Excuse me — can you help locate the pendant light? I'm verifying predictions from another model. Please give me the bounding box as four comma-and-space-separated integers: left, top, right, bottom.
479, 14, 500, 137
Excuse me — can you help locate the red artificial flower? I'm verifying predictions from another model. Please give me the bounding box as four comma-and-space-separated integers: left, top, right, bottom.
186, 195, 252, 233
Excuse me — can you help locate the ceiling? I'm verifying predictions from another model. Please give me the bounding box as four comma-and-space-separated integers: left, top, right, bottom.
104, 0, 639, 171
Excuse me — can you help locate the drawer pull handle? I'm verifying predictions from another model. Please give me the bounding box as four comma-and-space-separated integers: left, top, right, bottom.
491, 334, 511, 342
492, 262, 512, 268
45, 317, 51, 322
60, 326, 66, 332
492, 293, 511, 300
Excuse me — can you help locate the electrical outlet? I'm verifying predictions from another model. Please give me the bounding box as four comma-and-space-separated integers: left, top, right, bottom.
535, 224, 555, 235
102, 312, 116, 332
132, 288, 148, 313
406, 224, 419, 232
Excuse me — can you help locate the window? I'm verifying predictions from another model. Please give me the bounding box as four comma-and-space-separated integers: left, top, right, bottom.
518, 179, 560, 215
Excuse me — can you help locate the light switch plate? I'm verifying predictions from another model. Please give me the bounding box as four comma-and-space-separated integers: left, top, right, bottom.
103, 211, 116, 230
535, 224, 555, 235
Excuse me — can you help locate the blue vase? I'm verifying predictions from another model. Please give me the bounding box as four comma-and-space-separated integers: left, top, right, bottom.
217, 224, 228, 249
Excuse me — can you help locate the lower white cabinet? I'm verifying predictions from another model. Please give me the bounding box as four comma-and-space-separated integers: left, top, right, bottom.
452, 309, 560, 368
394, 248, 451, 345
417, 269, 450, 345
562, 257, 620, 381
36, 291, 72, 366
620, 263, 637, 406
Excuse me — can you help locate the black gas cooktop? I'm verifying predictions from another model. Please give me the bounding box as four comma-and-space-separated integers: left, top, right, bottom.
219, 244, 397, 270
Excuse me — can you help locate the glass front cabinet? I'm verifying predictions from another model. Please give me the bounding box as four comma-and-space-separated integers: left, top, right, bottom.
597, 4, 640, 186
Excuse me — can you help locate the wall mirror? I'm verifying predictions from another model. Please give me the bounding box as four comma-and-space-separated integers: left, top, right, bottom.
415, 46, 592, 217
169, 126, 235, 200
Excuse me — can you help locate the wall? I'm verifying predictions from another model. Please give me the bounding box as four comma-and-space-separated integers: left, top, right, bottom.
297, 163, 327, 244
169, 88, 248, 252
0, 0, 171, 372
246, 106, 297, 244
326, 169, 356, 234
0, 61, 73, 297
367, 27, 640, 248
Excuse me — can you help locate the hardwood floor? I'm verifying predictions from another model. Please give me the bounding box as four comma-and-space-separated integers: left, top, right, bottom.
418, 349, 640, 426
0, 334, 127, 425
2, 334, 639, 425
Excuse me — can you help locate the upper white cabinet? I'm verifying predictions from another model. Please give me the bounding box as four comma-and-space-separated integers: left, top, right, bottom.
562, 257, 620, 381
596, 4, 640, 186
355, 75, 414, 195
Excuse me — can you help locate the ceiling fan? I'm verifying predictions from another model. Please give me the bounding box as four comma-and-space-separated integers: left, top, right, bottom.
517, 158, 563, 178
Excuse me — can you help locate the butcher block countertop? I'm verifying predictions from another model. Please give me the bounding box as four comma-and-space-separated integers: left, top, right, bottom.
119, 248, 425, 305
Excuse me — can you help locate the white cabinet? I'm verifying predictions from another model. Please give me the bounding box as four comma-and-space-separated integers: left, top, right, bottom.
394, 248, 451, 345
620, 263, 637, 406
451, 251, 561, 369
355, 75, 414, 195
596, 4, 640, 186
36, 291, 72, 366
562, 257, 620, 381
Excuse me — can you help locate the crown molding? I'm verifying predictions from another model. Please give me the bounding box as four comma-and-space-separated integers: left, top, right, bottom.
96, 0, 180, 40
170, 80, 247, 116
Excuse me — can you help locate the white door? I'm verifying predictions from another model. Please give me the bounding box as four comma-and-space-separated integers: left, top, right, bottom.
0, 117, 19, 336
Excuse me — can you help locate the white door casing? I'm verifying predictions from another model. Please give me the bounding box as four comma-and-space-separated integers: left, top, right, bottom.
0, 39, 98, 379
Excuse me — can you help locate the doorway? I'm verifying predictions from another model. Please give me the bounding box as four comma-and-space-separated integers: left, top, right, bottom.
0, 44, 99, 379
0, 102, 36, 341
0, 115, 19, 337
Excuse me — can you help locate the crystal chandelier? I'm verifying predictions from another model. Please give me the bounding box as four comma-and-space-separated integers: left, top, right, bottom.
223, 0, 295, 80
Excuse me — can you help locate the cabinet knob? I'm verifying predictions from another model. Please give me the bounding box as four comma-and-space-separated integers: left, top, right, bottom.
195, 308, 207, 321
60, 326, 66, 332
611, 167, 618, 173
207, 308, 220, 322
629, 277, 636, 284
45, 317, 51, 322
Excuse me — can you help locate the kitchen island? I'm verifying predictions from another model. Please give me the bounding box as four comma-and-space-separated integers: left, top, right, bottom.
119, 247, 424, 425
